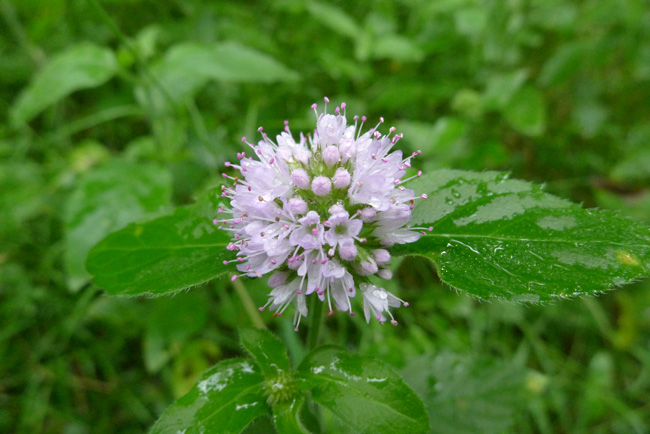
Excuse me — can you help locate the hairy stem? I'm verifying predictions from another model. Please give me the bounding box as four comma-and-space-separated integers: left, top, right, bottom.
232, 279, 266, 329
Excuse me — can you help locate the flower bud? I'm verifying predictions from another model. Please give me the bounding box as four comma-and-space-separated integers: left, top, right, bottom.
373, 249, 391, 266
288, 198, 308, 215
358, 258, 378, 276
332, 167, 351, 189
359, 207, 376, 222
311, 175, 332, 196
377, 268, 393, 280
323, 145, 340, 167
339, 241, 358, 261
291, 169, 310, 189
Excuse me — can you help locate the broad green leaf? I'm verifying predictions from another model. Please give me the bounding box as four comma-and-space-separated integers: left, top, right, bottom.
305, 1, 360, 39
241, 415, 277, 434
86, 187, 233, 296
394, 170, 650, 302
64, 160, 172, 292
240, 328, 290, 377
401, 353, 527, 434
298, 346, 429, 434
272, 399, 311, 434
10, 43, 117, 125
149, 359, 269, 434
502, 85, 547, 136
135, 42, 299, 112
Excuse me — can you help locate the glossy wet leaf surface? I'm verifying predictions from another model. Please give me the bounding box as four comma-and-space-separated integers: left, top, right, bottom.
240, 327, 290, 378
87, 187, 232, 296
298, 346, 429, 434
149, 359, 268, 434
395, 170, 650, 302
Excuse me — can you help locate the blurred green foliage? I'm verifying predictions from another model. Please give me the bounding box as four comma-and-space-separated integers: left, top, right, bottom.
1, 0, 649, 433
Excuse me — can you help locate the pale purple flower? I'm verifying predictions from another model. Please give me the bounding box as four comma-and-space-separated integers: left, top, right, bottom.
217, 98, 425, 329
360, 283, 407, 325
324, 211, 362, 248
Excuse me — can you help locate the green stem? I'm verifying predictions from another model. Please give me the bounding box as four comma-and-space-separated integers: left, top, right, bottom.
307, 295, 324, 350
0, 0, 45, 66
232, 278, 266, 329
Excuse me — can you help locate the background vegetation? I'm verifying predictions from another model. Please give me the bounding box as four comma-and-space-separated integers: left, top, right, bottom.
1, 0, 650, 432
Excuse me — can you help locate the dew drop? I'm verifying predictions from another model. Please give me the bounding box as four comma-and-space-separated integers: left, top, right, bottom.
476, 181, 489, 195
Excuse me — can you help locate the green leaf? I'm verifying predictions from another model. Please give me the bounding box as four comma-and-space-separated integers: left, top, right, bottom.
372, 35, 424, 63
143, 291, 210, 373
64, 161, 172, 292
611, 148, 650, 183
482, 69, 528, 111
149, 359, 269, 434
394, 170, 650, 302
538, 42, 586, 87
305, 1, 360, 39
240, 328, 290, 378
10, 43, 118, 125
401, 353, 527, 434
136, 42, 299, 112
397, 118, 468, 167
298, 346, 429, 434
86, 187, 233, 296
502, 85, 547, 136
0, 161, 44, 238
272, 399, 311, 434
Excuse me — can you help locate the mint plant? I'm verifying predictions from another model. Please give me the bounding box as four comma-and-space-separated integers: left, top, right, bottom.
86, 99, 650, 433
218, 99, 423, 327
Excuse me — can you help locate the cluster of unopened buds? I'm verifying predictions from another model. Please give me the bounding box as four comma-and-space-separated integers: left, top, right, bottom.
214, 98, 429, 329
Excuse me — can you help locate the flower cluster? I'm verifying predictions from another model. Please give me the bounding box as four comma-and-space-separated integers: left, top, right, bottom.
215, 98, 426, 329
